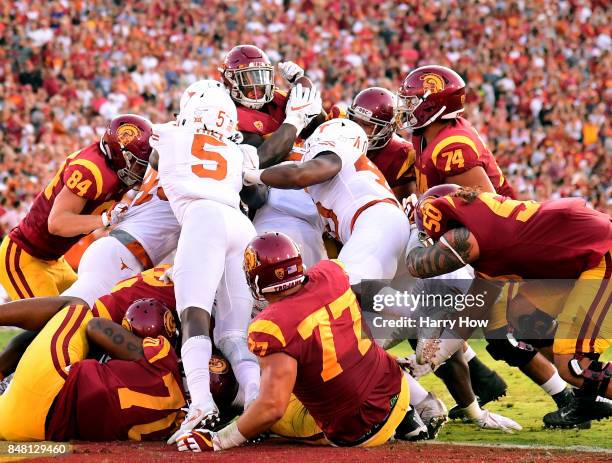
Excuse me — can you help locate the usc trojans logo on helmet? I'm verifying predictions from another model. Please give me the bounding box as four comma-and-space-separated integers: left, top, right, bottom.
116, 123, 141, 148
164, 310, 177, 337
420, 73, 445, 94
209, 356, 230, 374
244, 247, 258, 271
275, 268, 285, 279
254, 120, 264, 131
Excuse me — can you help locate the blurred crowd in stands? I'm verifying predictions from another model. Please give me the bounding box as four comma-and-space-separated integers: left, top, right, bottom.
0, 0, 610, 236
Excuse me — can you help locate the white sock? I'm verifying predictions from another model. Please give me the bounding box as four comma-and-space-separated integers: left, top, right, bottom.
405, 372, 428, 405
181, 335, 214, 407
540, 371, 566, 396
463, 345, 477, 363
233, 360, 261, 405
462, 399, 484, 420
596, 396, 612, 404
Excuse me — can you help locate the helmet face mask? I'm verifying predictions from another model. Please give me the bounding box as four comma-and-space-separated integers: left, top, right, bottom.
117, 149, 149, 187
221, 45, 275, 110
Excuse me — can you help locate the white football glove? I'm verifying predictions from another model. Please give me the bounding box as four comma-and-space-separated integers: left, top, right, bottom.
278, 61, 305, 83
239, 144, 260, 171
101, 203, 128, 228
474, 409, 523, 433
243, 168, 264, 187
176, 428, 216, 452
397, 354, 434, 379
284, 83, 322, 133
160, 266, 174, 284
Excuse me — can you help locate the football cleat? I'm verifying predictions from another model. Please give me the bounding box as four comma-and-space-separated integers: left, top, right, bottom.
414, 392, 448, 439
543, 395, 611, 429
395, 406, 429, 441
167, 402, 221, 444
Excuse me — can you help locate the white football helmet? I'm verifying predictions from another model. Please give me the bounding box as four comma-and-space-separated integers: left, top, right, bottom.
177, 80, 238, 139
178, 79, 226, 114
305, 118, 369, 159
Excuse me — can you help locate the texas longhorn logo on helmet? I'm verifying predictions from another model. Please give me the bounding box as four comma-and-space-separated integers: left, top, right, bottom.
116, 123, 141, 147
420, 73, 445, 94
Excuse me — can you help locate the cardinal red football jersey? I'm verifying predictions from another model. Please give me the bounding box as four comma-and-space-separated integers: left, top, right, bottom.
237, 89, 288, 136
423, 193, 612, 279
10, 144, 128, 260
46, 335, 186, 441
368, 134, 415, 189
92, 265, 176, 322
248, 259, 402, 442
412, 117, 515, 198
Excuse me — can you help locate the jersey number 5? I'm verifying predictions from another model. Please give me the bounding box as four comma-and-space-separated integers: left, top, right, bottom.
191, 133, 228, 180
298, 288, 372, 382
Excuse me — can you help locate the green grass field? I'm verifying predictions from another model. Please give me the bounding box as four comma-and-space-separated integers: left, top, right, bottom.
0, 330, 609, 450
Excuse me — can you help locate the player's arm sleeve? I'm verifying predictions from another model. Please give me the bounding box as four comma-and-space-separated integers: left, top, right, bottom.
62, 160, 105, 200
248, 318, 297, 359
431, 137, 484, 179
142, 336, 178, 371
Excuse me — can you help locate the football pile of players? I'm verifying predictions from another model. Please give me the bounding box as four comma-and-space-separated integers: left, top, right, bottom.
0, 44, 609, 449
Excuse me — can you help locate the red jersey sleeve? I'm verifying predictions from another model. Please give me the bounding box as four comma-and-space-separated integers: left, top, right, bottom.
430, 135, 484, 179
248, 315, 296, 358
142, 336, 178, 372
62, 158, 107, 200
420, 195, 458, 240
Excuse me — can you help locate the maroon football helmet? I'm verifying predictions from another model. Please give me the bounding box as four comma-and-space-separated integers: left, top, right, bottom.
122, 298, 178, 342
415, 184, 461, 237
220, 45, 274, 109
209, 353, 239, 410
347, 87, 397, 150
243, 232, 305, 300
397, 65, 466, 130
100, 114, 153, 188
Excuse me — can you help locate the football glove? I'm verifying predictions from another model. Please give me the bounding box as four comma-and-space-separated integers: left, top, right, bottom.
402, 193, 418, 225
397, 354, 434, 379
416, 331, 464, 368
284, 84, 322, 133
176, 428, 216, 452
101, 202, 128, 228
278, 61, 305, 83
474, 409, 523, 433
239, 144, 260, 171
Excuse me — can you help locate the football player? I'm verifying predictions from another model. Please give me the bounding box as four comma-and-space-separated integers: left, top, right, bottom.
341, 87, 416, 201
174, 233, 518, 452
220, 45, 327, 267
244, 119, 409, 286
0, 297, 185, 441
152, 81, 263, 442
0, 114, 153, 300
397, 66, 573, 420
61, 167, 180, 307
408, 185, 612, 427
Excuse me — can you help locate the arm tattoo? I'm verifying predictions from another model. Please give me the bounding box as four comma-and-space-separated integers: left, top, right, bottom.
407, 228, 474, 278
93, 318, 144, 357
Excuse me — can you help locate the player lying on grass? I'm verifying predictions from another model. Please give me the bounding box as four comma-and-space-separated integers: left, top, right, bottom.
406, 185, 612, 428
0, 296, 185, 441
175, 233, 520, 452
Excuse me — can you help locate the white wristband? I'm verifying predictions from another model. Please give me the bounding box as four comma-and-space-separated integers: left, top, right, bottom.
283, 114, 305, 134
214, 421, 247, 450
461, 399, 484, 420
406, 224, 422, 255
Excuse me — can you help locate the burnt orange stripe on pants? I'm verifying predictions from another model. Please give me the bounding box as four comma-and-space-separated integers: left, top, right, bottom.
50, 305, 77, 380
60, 305, 88, 372
5, 240, 25, 299
576, 252, 612, 353
13, 245, 35, 298
589, 252, 612, 352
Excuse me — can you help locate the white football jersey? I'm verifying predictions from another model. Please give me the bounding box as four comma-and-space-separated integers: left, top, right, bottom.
302, 124, 397, 243
151, 123, 244, 224
116, 168, 181, 265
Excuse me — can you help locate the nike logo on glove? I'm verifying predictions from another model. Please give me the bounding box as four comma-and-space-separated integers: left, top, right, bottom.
290, 103, 313, 111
